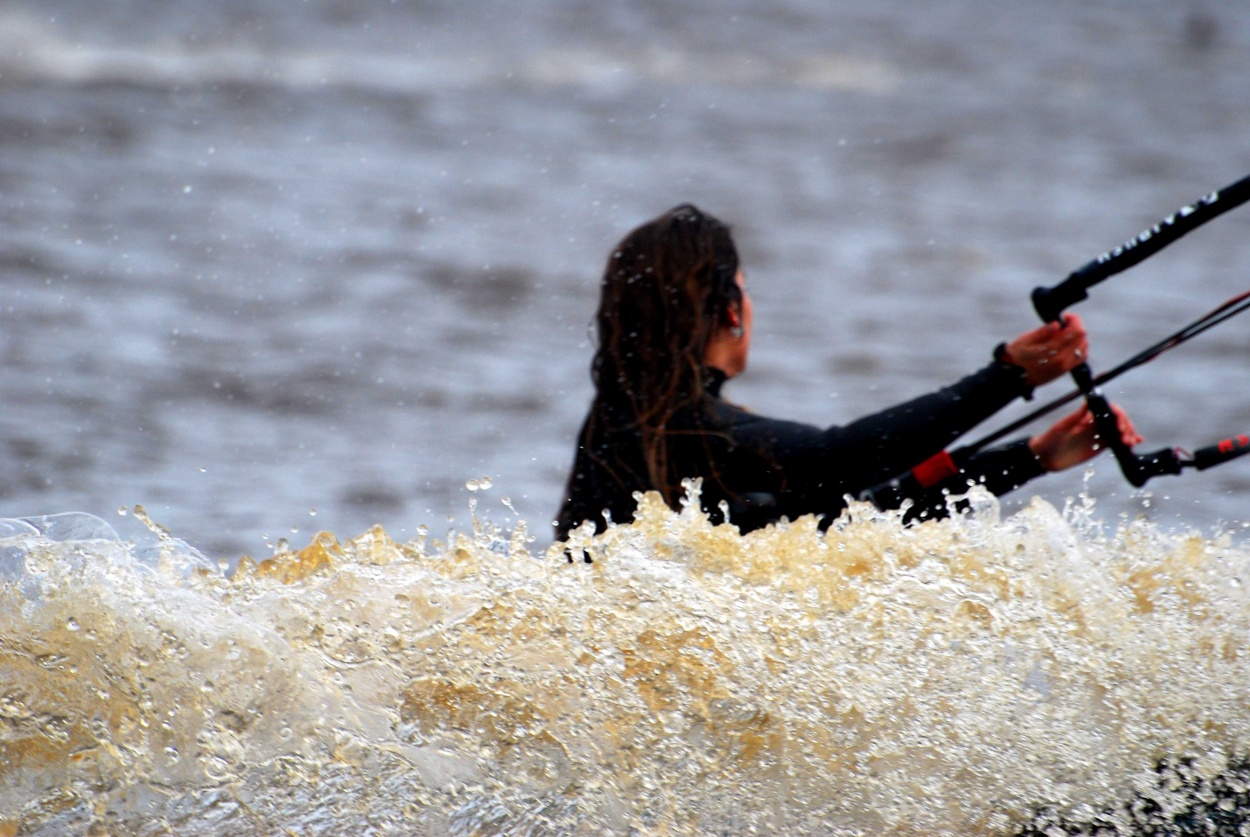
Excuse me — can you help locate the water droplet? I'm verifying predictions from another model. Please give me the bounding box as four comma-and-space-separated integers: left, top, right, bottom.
66, 617, 80, 632
117, 506, 128, 517
309, 508, 317, 517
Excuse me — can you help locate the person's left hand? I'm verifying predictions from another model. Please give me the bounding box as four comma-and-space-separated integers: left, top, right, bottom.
1028, 402, 1142, 472
1002, 314, 1090, 388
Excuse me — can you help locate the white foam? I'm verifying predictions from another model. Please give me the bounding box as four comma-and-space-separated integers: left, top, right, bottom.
3, 494, 1250, 833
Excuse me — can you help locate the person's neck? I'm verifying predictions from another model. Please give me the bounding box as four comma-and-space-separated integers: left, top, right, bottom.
704, 365, 729, 397
703, 345, 744, 378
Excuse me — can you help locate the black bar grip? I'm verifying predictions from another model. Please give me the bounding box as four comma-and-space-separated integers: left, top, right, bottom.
1032, 172, 1250, 321
1086, 390, 1183, 487
1121, 448, 1185, 487
1032, 280, 1088, 324
1192, 434, 1250, 471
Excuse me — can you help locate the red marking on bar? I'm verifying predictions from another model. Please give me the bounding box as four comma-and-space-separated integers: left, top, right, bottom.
1218, 435, 1250, 454
913, 450, 959, 488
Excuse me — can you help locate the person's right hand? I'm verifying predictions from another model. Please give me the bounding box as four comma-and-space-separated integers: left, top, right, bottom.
1001, 314, 1090, 389
1028, 402, 1142, 472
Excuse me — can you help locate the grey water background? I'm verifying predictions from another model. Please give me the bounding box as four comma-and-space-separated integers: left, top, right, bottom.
1, 1, 1248, 561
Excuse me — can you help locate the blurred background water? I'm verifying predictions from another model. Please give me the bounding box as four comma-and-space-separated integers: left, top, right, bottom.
1, 0, 1248, 560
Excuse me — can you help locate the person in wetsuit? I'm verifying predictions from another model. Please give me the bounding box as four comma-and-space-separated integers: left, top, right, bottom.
554, 204, 1139, 540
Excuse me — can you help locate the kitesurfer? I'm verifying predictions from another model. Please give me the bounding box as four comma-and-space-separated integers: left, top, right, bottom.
555, 204, 1139, 539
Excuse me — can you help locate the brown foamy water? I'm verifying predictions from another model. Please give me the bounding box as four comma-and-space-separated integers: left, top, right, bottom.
4, 488, 1250, 834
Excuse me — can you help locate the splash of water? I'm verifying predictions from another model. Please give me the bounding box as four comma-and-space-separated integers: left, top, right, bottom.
2, 490, 1250, 835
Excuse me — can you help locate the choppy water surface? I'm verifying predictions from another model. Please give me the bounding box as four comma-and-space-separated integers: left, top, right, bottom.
4, 496, 1250, 835
4, 3, 1250, 834
1, 1, 1249, 557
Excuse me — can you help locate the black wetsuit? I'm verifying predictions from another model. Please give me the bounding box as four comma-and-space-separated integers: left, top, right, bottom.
554, 356, 1046, 540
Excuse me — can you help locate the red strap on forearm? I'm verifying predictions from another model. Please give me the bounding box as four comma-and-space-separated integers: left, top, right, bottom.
912, 450, 958, 488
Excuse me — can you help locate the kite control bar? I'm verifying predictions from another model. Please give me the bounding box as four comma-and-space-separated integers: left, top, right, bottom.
1032, 172, 1250, 322
1033, 172, 1250, 487
864, 174, 1250, 510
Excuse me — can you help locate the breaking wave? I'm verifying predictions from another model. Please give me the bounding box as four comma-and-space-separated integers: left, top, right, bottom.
3, 485, 1250, 835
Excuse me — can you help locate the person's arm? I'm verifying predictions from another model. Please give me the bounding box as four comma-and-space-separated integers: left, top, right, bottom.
817, 358, 1030, 487
875, 439, 1045, 523
711, 316, 1092, 524
872, 402, 1141, 523
814, 313, 1092, 487
718, 356, 1036, 522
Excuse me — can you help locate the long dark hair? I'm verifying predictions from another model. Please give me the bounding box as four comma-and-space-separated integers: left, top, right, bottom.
572, 204, 742, 511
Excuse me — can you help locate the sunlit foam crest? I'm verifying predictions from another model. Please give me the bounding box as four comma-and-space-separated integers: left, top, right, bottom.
2, 489, 1249, 835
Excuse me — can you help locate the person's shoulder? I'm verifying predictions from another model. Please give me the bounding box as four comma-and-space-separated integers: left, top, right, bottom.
705, 397, 830, 443
703, 393, 755, 424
